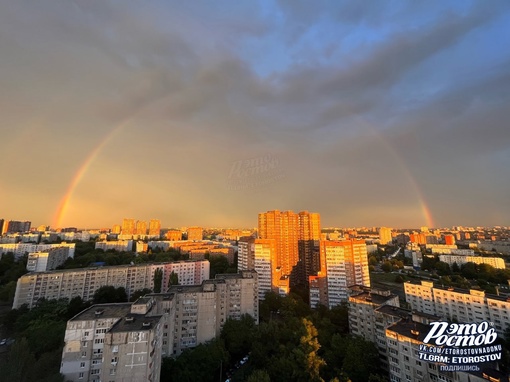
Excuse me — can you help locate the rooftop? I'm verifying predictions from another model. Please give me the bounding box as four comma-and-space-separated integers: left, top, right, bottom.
349, 291, 398, 306
109, 314, 163, 333
376, 305, 412, 319
70, 303, 132, 321
386, 319, 430, 342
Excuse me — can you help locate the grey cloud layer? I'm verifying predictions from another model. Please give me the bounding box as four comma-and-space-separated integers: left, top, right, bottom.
1, 1, 509, 228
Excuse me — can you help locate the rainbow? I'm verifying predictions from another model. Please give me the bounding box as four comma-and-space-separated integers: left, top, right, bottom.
52, 118, 435, 229
53, 123, 127, 228
365, 126, 435, 228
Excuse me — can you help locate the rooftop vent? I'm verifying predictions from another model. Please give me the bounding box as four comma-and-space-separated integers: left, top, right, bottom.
142, 322, 151, 328
411, 330, 420, 336
125, 317, 135, 323
94, 309, 104, 316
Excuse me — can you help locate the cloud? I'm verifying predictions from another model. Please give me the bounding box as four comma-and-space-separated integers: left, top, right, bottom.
0, 1, 509, 228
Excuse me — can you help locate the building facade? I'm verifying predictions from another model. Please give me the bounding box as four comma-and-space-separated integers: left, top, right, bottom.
26, 246, 70, 272
405, 280, 510, 335
13, 260, 210, 309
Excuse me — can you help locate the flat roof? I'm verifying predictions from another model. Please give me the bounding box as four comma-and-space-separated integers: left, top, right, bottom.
350, 291, 398, 305
386, 320, 430, 342
109, 314, 162, 333
376, 305, 412, 319
70, 303, 132, 321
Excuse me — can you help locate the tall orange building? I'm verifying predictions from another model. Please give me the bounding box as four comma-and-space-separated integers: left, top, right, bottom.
258, 210, 321, 289
298, 211, 321, 282
121, 218, 136, 235
135, 220, 147, 235
149, 219, 161, 237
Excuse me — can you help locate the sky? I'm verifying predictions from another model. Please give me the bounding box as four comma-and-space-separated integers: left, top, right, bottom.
1, 1, 509, 230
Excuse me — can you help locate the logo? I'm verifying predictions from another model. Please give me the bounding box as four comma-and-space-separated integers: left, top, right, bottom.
419, 321, 502, 372
226, 154, 285, 191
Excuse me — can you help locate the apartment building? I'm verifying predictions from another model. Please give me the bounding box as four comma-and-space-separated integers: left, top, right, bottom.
186, 227, 203, 241
13, 260, 210, 309
60, 271, 258, 380
0, 242, 76, 260
144, 270, 258, 357
60, 299, 163, 382
438, 255, 505, 269
95, 240, 133, 252
385, 318, 505, 382
348, 286, 400, 343
312, 240, 370, 308
405, 280, 510, 335
238, 237, 276, 299
26, 246, 69, 272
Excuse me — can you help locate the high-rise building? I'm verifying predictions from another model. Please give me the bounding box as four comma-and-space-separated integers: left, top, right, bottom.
258, 210, 298, 290
122, 218, 136, 235
60, 271, 258, 381
238, 237, 276, 299
135, 220, 147, 235
379, 227, 393, 245
4, 220, 31, 233
111, 224, 121, 234
187, 227, 203, 241
298, 211, 321, 283
311, 240, 370, 308
148, 219, 161, 237
60, 300, 163, 382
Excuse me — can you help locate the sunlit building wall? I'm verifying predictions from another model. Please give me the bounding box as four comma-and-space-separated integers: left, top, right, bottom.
13, 260, 210, 309
148, 219, 161, 237
379, 227, 393, 245
186, 227, 203, 241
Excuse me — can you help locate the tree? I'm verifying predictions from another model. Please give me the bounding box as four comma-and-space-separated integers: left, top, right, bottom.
247, 369, 271, 382
0, 338, 36, 382
297, 318, 326, 382
153, 268, 163, 293
93, 286, 128, 304
381, 261, 392, 273
221, 314, 255, 362
434, 261, 451, 276
169, 271, 179, 286
342, 337, 381, 382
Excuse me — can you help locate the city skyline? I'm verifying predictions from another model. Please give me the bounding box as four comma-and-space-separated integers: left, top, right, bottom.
1, 1, 509, 229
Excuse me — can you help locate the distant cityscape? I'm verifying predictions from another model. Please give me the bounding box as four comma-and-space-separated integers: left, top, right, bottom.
0, 213, 509, 381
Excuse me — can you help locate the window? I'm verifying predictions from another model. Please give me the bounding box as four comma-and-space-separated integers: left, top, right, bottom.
81, 351, 87, 357
78, 372, 84, 379
80, 362, 85, 368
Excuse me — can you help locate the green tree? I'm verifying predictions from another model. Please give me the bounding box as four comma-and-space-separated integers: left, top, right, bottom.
381, 261, 392, 273
221, 314, 255, 363
153, 268, 163, 293
169, 271, 179, 286
297, 318, 325, 382
93, 286, 128, 304
246, 369, 271, 382
342, 337, 381, 382
0, 338, 36, 382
